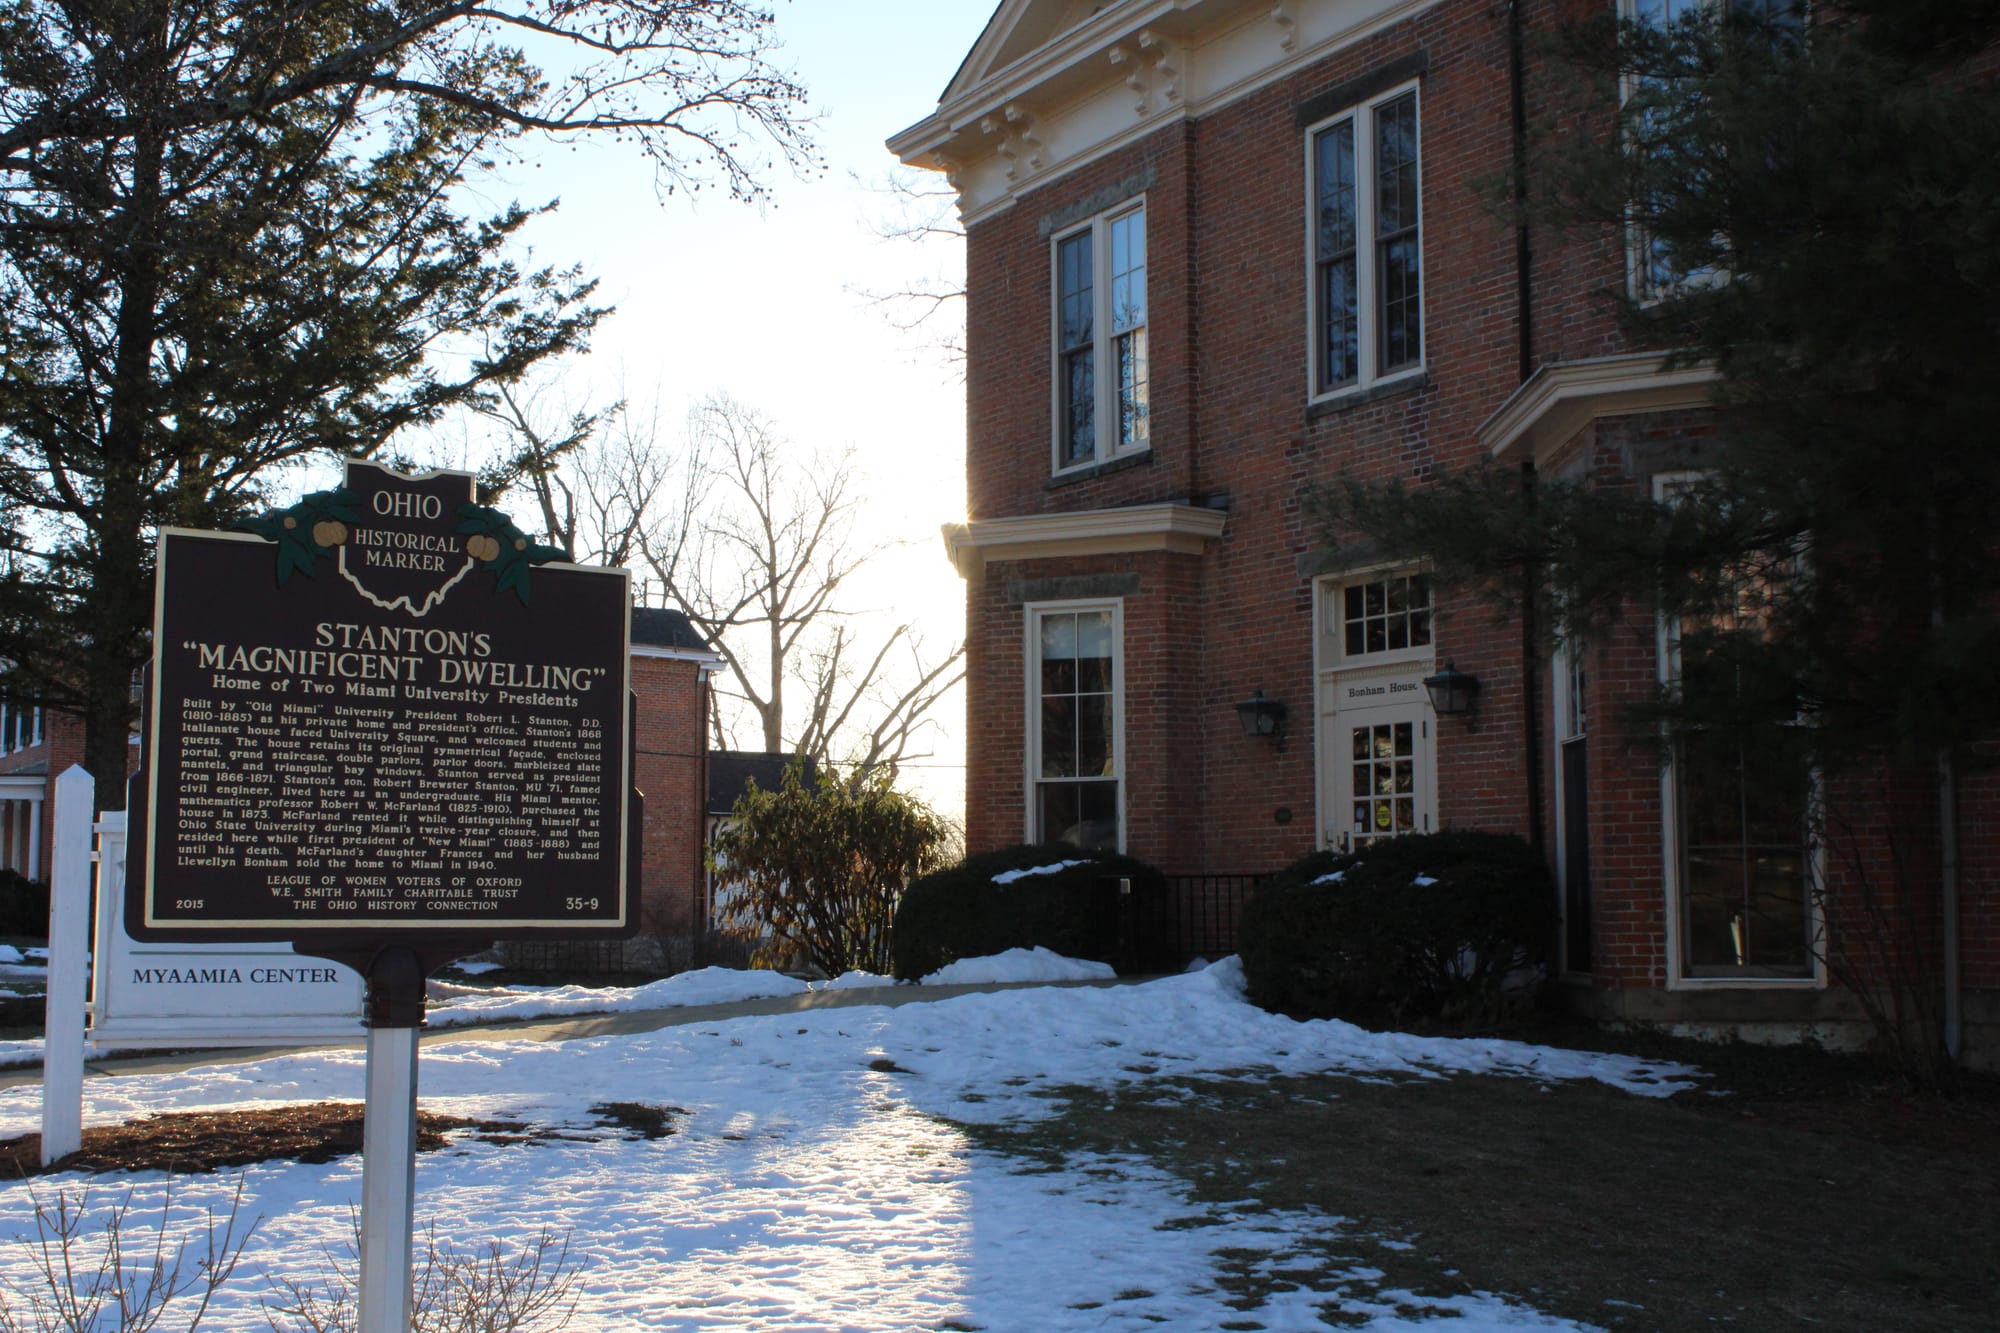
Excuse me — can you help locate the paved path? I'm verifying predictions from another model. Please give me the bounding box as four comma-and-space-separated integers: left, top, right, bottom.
0, 976, 1139, 1092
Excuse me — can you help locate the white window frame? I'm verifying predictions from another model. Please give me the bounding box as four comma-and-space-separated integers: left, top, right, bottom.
1303, 80, 1426, 404
1651, 471, 1825, 989
1316, 567, 1436, 672
0, 698, 43, 755
1551, 630, 1591, 977
1023, 599, 1125, 851
1049, 200, 1149, 474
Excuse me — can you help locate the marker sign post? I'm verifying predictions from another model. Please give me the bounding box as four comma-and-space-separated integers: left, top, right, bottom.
128, 460, 638, 1329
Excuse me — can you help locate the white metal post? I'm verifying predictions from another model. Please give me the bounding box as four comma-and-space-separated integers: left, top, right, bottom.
41, 765, 93, 1166
357, 1024, 420, 1331
355, 947, 426, 1332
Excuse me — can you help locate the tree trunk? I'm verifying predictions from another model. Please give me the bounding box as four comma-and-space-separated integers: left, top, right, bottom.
88, 88, 167, 813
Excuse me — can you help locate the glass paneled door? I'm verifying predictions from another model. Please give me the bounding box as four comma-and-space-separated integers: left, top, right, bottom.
1318, 662, 1435, 852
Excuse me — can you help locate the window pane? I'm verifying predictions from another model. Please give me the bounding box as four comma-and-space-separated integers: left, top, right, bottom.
1075, 609, 1112, 660
1315, 120, 1358, 392
1378, 238, 1422, 371
1041, 612, 1077, 662
1116, 329, 1149, 448
1110, 210, 1146, 333
1058, 233, 1093, 348
1077, 695, 1112, 776
1038, 781, 1117, 850
1040, 697, 1077, 778
1315, 122, 1356, 258
1320, 258, 1358, 389
1373, 93, 1422, 373
1375, 95, 1419, 237
1036, 609, 1117, 843
1076, 781, 1119, 850
1037, 782, 1080, 846
1062, 350, 1095, 465
1076, 612, 1113, 691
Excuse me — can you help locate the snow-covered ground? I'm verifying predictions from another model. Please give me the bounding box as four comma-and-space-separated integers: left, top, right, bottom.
0, 960, 1696, 1331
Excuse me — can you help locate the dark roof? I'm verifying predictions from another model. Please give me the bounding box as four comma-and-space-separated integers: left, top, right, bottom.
708, 750, 814, 816
631, 606, 709, 652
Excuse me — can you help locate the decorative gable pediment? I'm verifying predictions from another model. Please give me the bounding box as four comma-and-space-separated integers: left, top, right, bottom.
946, 0, 1119, 105
892, 0, 1443, 223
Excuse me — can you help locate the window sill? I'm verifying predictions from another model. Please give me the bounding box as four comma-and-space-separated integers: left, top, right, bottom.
1305, 372, 1432, 422
1667, 974, 1823, 991
1045, 449, 1153, 490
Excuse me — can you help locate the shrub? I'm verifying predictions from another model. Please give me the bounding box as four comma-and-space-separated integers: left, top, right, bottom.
0, 868, 49, 939
708, 761, 954, 977
1238, 831, 1555, 1027
890, 843, 1166, 981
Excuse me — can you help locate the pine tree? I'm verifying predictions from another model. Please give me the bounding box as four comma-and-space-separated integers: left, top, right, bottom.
1317, 2, 2000, 1077
0, 2, 814, 806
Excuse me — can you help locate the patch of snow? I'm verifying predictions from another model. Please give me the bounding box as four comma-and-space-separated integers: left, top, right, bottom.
448, 960, 503, 976
1311, 869, 1345, 885
424, 965, 807, 1027
991, 859, 1089, 885
1413, 873, 1439, 886
921, 947, 1116, 986
811, 970, 898, 991
0, 961, 1700, 1331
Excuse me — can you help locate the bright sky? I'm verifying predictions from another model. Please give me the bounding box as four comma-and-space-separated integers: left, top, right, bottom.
483, 2, 993, 810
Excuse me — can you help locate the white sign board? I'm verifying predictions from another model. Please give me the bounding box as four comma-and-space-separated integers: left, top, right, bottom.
89, 813, 364, 1048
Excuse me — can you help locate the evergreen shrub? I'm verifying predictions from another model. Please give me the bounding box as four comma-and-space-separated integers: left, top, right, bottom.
890, 844, 1165, 981
1238, 831, 1555, 1026
0, 868, 48, 938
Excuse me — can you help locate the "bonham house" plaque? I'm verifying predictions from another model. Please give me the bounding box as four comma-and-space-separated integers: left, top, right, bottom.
127, 460, 638, 942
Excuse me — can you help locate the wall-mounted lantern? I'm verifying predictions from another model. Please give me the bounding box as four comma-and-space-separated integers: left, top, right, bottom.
1234, 689, 1287, 738
1422, 661, 1480, 717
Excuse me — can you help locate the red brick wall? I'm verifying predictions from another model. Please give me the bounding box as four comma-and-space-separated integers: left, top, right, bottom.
629, 656, 709, 939
960, 0, 1573, 872
951, 0, 1998, 1051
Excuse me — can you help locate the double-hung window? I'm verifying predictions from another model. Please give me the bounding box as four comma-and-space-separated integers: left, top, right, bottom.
1623, 0, 1804, 299
1655, 476, 1815, 980
0, 696, 42, 754
1027, 603, 1120, 850
1053, 203, 1148, 471
1307, 85, 1422, 399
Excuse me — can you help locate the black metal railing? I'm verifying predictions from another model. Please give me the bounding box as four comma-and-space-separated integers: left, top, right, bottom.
1100, 872, 1263, 973
1161, 873, 1263, 965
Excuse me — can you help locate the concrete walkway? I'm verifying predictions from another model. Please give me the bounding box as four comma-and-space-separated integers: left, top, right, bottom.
0, 976, 1140, 1092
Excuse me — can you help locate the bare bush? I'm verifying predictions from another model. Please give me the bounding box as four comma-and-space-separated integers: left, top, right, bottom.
263, 1223, 580, 1333
0, 1181, 252, 1332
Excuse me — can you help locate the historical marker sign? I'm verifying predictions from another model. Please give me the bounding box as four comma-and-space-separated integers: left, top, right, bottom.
127, 460, 638, 942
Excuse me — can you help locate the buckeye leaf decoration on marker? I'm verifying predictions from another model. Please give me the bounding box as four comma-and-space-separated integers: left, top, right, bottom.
233, 488, 358, 585
457, 504, 567, 604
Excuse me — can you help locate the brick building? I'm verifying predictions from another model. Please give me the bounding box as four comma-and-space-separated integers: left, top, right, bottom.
891, 0, 1996, 1063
